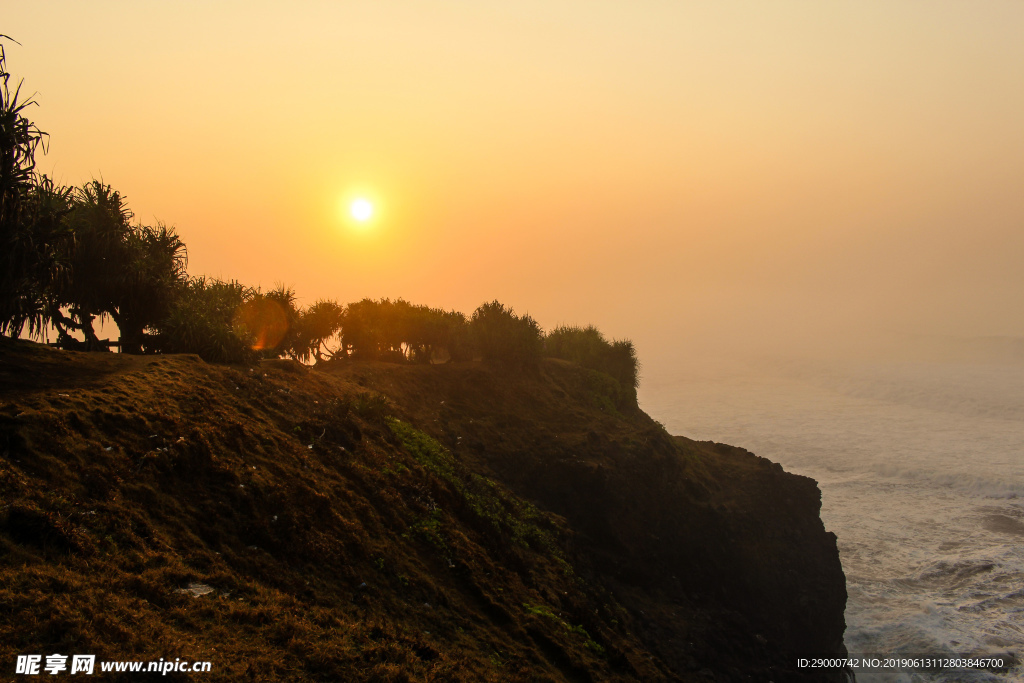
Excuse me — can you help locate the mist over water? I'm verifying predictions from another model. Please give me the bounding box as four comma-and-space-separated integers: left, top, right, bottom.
640, 339, 1024, 682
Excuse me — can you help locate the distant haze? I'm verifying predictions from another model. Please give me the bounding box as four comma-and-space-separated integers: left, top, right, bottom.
7, 2, 1024, 372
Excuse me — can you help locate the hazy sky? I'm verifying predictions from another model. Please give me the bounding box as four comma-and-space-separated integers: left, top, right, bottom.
6, 2, 1024, 366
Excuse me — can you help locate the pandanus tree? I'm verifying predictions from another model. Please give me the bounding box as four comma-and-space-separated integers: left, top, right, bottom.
291, 299, 344, 363
0, 42, 187, 349
470, 300, 543, 370
338, 298, 471, 363
48, 181, 187, 352
112, 222, 188, 353
0, 37, 74, 339
340, 298, 391, 360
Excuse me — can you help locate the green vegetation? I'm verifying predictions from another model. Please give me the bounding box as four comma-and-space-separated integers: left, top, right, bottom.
470, 300, 543, 370
1, 45, 188, 351
386, 418, 556, 552
545, 325, 640, 408
340, 298, 470, 363
156, 276, 259, 363
386, 417, 457, 481
522, 603, 606, 655
0, 38, 60, 340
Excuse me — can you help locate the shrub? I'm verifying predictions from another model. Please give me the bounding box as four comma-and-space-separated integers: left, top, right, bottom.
234, 284, 300, 359
155, 277, 258, 363
339, 298, 470, 363
470, 300, 543, 370
545, 325, 639, 408
0, 176, 74, 338
442, 312, 474, 362
110, 221, 188, 353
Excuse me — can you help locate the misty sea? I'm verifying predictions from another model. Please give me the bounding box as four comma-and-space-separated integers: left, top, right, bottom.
640, 352, 1024, 682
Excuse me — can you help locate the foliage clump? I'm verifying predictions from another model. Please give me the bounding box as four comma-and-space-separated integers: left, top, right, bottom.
386, 418, 556, 552
58, 181, 188, 353
470, 300, 543, 371
522, 603, 606, 655
155, 277, 258, 363
1, 46, 189, 350
340, 298, 470, 363
545, 325, 640, 408
290, 299, 345, 363
0, 38, 59, 340
154, 280, 346, 364
385, 417, 458, 482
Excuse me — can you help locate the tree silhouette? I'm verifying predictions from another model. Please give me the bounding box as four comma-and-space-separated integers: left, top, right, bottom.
1, 44, 186, 351
156, 276, 258, 363
338, 298, 473, 363
545, 325, 639, 408
0, 38, 73, 338
471, 300, 543, 370
42, 181, 186, 351
291, 299, 344, 363
111, 222, 187, 353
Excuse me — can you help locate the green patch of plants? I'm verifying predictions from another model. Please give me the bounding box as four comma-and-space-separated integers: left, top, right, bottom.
410, 508, 446, 550
379, 461, 409, 477
385, 417, 456, 482
386, 418, 558, 552
522, 603, 605, 655
462, 474, 555, 551
553, 555, 575, 578
522, 602, 557, 619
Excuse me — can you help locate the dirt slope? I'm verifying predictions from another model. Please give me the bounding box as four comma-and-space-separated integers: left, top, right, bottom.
0, 338, 846, 681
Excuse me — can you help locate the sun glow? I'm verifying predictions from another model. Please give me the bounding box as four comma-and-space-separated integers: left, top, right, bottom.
350, 198, 373, 222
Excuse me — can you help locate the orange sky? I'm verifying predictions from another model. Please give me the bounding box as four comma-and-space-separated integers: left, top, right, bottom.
6, 2, 1024, 366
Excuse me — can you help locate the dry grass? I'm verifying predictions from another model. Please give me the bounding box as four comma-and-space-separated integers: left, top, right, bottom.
0, 337, 846, 681
0, 339, 663, 681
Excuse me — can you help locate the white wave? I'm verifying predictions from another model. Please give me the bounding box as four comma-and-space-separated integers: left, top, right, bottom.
640, 352, 1024, 682
867, 464, 1024, 499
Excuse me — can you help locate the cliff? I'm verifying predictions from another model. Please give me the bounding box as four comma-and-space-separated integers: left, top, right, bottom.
0, 337, 847, 681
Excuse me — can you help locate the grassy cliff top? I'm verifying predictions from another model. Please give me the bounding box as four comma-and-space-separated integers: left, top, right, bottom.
0, 338, 846, 682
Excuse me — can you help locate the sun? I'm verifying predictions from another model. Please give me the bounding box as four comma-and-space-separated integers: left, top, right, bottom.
350, 198, 373, 222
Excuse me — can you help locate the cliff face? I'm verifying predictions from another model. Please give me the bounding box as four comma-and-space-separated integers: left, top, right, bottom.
334, 359, 849, 678
0, 338, 846, 681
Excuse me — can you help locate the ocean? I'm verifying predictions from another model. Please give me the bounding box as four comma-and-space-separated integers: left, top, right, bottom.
639, 352, 1024, 682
